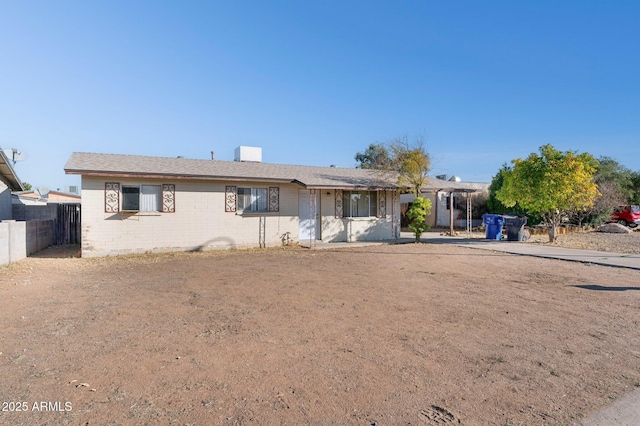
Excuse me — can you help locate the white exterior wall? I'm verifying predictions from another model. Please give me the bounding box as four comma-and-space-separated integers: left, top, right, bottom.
81, 176, 301, 257
81, 177, 401, 257
319, 189, 399, 242
435, 191, 460, 227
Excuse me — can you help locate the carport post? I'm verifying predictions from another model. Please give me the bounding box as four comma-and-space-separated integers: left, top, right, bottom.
449, 191, 454, 236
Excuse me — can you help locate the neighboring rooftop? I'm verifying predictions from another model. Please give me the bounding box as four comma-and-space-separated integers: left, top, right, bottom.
13, 190, 81, 203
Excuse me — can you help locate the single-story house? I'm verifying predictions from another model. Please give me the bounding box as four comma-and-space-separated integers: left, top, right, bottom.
0, 149, 25, 220
65, 148, 401, 257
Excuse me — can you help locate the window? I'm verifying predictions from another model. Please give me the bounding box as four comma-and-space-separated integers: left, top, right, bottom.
237, 187, 268, 212
445, 195, 459, 210
343, 190, 377, 217
122, 185, 161, 212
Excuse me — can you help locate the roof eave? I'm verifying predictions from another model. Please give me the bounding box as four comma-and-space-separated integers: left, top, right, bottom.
0, 150, 24, 191
65, 169, 295, 184
304, 185, 398, 190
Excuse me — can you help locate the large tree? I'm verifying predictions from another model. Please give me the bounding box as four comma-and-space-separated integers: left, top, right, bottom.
496, 144, 599, 242
594, 157, 635, 201
354, 135, 431, 196
355, 135, 431, 239
631, 172, 640, 204
354, 143, 393, 170
569, 157, 634, 226
388, 135, 431, 196
487, 164, 514, 215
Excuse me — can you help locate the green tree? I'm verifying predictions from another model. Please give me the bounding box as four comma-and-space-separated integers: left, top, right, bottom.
487, 164, 513, 214
406, 197, 432, 242
496, 144, 599, 242
22, 182, 32, 191
580, 180, 625, 226
631, 172, 640, 204
574, 157, 633, 226
594, 157, 634, 201
487, 165, 542, 225
389, 135, 431, 196
354, 143, 392, 170
354, 135, 431, 196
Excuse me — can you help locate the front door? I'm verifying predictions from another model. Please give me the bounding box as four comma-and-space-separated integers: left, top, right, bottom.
298, 189, 319, 242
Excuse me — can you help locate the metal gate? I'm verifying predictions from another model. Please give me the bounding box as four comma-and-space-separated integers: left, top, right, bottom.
55, 203, 81, 245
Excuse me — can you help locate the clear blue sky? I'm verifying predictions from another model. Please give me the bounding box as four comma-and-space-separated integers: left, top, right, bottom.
2, 1, 639, 191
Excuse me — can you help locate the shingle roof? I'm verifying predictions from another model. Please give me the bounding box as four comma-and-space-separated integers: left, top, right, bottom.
64, 152, 399, 189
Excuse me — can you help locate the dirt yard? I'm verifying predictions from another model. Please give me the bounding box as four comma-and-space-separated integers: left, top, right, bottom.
1, 243, 639, 425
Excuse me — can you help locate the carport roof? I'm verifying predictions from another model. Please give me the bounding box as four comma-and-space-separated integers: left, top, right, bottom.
65, 152, 400, 190
422, 179, 488, 193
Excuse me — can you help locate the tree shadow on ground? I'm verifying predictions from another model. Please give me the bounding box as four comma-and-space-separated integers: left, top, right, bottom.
572, 285, 640, 292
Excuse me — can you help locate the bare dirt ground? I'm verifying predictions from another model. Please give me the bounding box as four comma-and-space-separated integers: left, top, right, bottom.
1, 242, 639, 425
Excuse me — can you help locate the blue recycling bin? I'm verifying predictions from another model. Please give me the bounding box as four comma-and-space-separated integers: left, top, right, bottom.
482, 214, 505, 240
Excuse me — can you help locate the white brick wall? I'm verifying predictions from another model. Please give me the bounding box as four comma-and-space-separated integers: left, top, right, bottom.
318, 189, 400, 242
81, 177, 302, 257
0, 222, 9, 265
81, 177, 400, 257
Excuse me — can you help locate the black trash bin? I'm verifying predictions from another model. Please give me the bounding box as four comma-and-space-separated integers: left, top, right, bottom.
503, 214, 528, 241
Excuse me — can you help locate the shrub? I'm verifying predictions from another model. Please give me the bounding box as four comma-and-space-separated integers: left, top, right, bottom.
406, 197, 432, 242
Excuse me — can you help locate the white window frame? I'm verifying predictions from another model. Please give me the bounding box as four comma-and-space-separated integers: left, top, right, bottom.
237, 187, 269, 213
121, 184, 162, 212
343, 190, 378, 218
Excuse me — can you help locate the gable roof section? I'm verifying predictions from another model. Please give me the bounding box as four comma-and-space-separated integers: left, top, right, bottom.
0, 149, 24, 191
64, 152, 399, 190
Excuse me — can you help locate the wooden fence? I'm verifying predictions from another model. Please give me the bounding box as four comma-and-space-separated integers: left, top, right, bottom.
55, 203, 81, 245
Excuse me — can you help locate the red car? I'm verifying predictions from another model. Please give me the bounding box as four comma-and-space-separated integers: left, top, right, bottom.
610, 205, 640, 228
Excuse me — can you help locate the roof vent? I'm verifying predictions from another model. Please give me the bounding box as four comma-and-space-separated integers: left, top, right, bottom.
448, 175, 461, 182
234, 146, 262, 162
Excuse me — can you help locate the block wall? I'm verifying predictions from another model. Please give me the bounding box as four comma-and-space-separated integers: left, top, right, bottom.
12, 204, 58, 221
0, 220, 26, 265
26, 220, 54, 255
0, 222, 9, 265
0, 220, 54, 267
